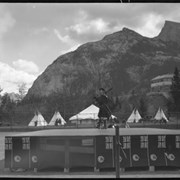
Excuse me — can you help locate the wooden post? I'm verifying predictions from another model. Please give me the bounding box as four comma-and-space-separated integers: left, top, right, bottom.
120, 168, 125, 172
149, 166, 155, 172
34, 168, 37, 173
64, 139, 69, 173
115, 125, 120, 178
64, 168, 69, 173
94, 167, 99, 172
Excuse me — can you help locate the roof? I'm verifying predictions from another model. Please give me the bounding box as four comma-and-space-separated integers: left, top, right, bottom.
151, 74, 173, 81
6, 128, 180, 137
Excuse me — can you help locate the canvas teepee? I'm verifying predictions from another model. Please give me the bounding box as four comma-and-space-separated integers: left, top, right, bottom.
69, 104, 99, 121
127, 108, 142, 123
154, 107, 168, 122
28, 111, 48, 126
49, 111, 66, 126
69, 104, 116, 121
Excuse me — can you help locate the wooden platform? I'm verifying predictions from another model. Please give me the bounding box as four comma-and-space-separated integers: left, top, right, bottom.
5, 127, 180, 171
8, 128, 180, 137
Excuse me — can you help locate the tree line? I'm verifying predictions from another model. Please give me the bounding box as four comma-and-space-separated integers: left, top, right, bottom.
1, 67, 180, 126
0, 83, 27, 125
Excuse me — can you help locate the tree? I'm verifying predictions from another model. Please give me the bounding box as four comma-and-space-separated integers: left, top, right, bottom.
170, 67, 180, 112
0, 93, 16, 124
0, 86, 3, 123
110, 96, 121, 113
139, 96, 147, 118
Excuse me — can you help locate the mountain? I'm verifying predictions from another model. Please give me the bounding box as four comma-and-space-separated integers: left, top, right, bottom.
24, 20, 180, 119
155, 20, 180, 43
7, 93, 21, 102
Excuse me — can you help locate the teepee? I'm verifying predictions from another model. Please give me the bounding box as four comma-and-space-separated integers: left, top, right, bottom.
49, 111, 66, 126
154, 107, 168, 122
127, 108, 142, 123
28, 111, 48, 126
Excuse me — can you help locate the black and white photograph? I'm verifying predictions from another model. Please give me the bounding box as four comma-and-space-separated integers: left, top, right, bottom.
1, 1, 180, 178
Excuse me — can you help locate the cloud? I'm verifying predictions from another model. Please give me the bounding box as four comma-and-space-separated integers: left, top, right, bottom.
54, 29, 74, 44
135, 14, 164, 37
12, 59, 39, 74
54, 28, 81, 55
32, 27, 49, 35
59, 44, 81, 55
63, 4, 180, 44
0, 61, 38, 93
0, 5, 16, 59
0, 5, 16, 39
65, 10, 116, 43
69, 18, 110, 35
67, 10, 111, 36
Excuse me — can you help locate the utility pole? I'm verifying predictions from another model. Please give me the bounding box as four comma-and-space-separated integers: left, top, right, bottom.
115, 124, 120, 178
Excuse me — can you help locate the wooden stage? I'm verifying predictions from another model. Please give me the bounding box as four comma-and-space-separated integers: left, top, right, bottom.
4, 127, 180, 172
8, 127, 180, 137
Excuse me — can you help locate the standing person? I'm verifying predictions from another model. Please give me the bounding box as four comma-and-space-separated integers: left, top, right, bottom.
55, 119, 58, 126
94, 88, 111, 129
125, 121, 130, 128
34, 120, 38, 127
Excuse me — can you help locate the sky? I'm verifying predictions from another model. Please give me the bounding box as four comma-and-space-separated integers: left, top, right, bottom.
0, 3, 180, 94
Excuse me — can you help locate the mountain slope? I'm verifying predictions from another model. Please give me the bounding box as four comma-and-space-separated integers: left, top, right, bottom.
24, 20, 180, 116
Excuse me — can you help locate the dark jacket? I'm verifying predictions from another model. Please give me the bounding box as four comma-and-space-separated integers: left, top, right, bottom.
94, 94, 111, 118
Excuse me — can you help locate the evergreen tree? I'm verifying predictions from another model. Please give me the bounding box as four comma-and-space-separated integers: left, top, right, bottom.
170, 67, 180, 112
0, 87, 3, 124
139, 96, 147, 119
0, 93, 16, 124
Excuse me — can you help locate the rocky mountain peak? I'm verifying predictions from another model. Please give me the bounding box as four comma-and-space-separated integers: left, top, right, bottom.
156, 20, 180, 44
24, 20, 180, 119
102, 27, 143, 42
122, 27, 139, 34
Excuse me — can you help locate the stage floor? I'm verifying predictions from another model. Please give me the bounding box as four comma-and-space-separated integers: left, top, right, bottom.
7, 128, 180, 137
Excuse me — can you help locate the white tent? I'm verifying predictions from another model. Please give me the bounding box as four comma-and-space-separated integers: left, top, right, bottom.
69, 104, 99, 121
49, 111, 66, 126
69, 104, 116, 122
127, 109, 142, 123
28, 111, 48, 126
154, 107, 168, 122
28, 113, 37, 126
